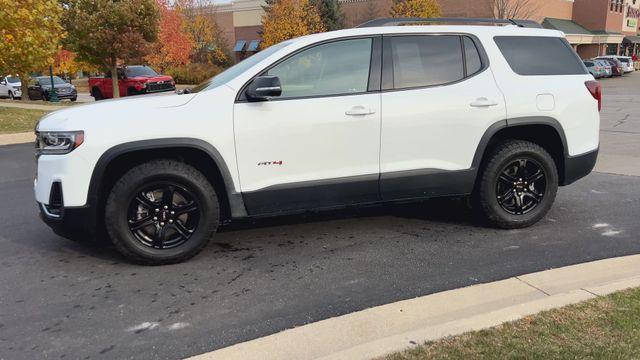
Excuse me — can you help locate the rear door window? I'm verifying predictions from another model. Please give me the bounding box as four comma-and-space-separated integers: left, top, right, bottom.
390, 35, 464, 89
494, 36, 587, 76
463, 36, 483, 75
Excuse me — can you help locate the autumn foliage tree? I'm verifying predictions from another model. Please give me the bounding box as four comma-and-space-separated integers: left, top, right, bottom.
62, 0, 159, 98
146, 0, 194, 72
0, 0, 64, 101
180, 2, 231, 67
390, 0, 441, 18
261, 0, 326, 48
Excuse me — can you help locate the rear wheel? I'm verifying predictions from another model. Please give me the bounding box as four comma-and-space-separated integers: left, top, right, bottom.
105, 160, 219, 265
474, 140, 558, 229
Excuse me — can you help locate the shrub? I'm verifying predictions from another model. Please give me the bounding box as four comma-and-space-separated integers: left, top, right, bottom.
165, 63, 223, 85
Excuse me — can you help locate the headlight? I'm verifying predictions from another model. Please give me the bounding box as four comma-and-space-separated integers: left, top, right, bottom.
35, 131, 84, 155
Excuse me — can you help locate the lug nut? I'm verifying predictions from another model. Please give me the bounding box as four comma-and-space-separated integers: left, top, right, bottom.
169, 219, 173, 224
170, 211, 175, 215
163, 205, 168, 209
155, 208, 159, 212
160, 222, 165, 226
153, 217, 157, 221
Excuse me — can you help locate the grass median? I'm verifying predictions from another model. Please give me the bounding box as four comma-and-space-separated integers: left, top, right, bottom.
386, 287, 640, 359
0, 107, 50, 134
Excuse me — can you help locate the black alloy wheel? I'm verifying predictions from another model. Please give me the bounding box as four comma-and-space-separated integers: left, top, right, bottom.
105, 159, 219, 265
474, 140, 558, 229
127, 182, 200, 249
495, 158, 546, 215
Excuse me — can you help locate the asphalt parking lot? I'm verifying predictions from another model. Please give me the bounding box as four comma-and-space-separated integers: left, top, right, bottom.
1, 75, 639, 360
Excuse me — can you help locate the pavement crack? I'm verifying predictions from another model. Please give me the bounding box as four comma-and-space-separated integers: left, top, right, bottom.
581, 288, 601, 298
515, 276, 550, 296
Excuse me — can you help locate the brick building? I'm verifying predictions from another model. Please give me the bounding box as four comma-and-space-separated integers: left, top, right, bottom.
214, 0, 640, 60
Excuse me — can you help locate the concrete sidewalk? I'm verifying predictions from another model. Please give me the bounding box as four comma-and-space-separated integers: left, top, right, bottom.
0, 101, 65, 111
0, 132, 33, 145
189, 255, 640, 360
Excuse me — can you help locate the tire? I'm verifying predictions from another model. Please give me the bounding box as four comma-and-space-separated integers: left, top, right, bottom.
474, 140, 558, 229
91, 87, 104, 101
104, 159, 220, 265
8, 91, 14, 100
71, 97, 77, 102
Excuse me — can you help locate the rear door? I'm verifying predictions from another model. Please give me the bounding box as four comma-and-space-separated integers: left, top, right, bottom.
379, 34, 506, 200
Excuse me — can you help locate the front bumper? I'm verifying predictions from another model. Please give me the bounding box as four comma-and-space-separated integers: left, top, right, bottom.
39, 202, 96, 241
562, 148, 599, 186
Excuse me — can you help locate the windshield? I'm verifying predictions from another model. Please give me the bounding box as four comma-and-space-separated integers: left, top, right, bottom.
126, 66, 159, 78
38, 76, 66, 85
7, 76, 20, 83
189, 41, 292, 93
619, 58, 630, 63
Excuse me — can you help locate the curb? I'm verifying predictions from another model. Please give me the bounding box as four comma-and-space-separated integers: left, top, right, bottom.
188, 254, 640, 360
0, 132, 34, 146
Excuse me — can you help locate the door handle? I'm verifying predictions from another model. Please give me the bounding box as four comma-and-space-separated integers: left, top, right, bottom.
470, 97, 498, 107
345, 105, 376, 116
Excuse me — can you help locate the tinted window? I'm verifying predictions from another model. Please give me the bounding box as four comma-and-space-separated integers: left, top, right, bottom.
126, 66, 158, 78
391, 35, 464, 89
267, 38, 372, 99
464, 36, 482, 75
584, 61, 594, 66
494, 36, 587, 76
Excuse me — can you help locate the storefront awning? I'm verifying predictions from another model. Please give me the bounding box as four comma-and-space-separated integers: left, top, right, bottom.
233, 40, 246, 52
543, 18, 625, 45
623, 36, 640, 44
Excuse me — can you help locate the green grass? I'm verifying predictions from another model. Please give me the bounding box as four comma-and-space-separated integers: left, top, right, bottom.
0, 107, 50, 134
385, 287, 640, 360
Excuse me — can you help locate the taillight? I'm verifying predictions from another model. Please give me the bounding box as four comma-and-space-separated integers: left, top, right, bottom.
585, 80, 602, 112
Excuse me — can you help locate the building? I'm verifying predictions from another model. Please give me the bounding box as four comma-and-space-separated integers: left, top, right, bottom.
213, 0, 640, 60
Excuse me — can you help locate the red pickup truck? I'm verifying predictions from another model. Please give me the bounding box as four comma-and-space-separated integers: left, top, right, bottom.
89, 65, 176, 100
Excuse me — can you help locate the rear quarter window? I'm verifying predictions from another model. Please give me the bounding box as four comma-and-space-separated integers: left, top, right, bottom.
494, 36, 587, 76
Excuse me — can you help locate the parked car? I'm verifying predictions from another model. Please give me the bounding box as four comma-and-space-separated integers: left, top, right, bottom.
88, 65, 176, 100
595, 59, 612, 77
596, 56, 628, 75
0, 75, 22, 100
599, 58, 624, 76
28, 76, 77, 101
34, 19, 600, 264
597, 55, 634, 73
583, 60, 604, 78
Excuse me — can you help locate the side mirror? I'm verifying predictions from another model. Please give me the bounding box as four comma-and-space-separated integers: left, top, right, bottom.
245, 76, 282, 101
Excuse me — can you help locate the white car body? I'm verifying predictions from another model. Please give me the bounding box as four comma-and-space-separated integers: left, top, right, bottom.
0, 75, 22, 99
33, 22, 601, 263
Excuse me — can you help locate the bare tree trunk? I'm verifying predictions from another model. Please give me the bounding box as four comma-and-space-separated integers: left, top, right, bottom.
111, 62, 120, 98
491, 0, 540, 20
18, 72, 29, 102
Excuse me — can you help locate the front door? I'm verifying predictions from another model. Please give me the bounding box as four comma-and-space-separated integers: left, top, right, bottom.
234, 37, 382, 215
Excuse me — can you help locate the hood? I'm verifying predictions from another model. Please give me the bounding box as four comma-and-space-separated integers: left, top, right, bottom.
36, 92, 195, 132
41, 82, 74, 89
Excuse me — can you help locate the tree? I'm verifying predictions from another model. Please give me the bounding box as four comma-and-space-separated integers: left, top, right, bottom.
489, 0, 540, 19
62, 0, 159, 98
146, 0, 194, 72
262, 0, 326, 48
390, 0, 441, 18
357, 0, 381, 25
311, 0, 345, 31
0, 0, 64, 101
178, 0, 231, 67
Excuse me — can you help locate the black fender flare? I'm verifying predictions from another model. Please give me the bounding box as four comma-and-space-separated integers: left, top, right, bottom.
87, 138, 248, 219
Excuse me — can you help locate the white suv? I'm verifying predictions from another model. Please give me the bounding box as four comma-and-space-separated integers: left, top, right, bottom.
34, 19, 600, 264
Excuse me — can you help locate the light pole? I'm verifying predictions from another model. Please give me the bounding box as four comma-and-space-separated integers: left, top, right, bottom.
48, 65, 59, 103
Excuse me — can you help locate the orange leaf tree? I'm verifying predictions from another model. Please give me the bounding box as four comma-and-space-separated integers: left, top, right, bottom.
261, 0, 326, 48
146, 0, 194, 72
0, 0, 65, 101
390, 0, 441, 18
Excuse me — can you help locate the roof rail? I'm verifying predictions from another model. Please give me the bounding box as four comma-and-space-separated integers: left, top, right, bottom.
356, 17, 543, 29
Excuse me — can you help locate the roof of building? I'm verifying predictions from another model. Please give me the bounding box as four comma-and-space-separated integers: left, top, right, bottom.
542, 18, 593, 35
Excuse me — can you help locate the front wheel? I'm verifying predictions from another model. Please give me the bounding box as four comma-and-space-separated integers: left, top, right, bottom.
105, 160, 220, 265
474, 140, 558, 229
